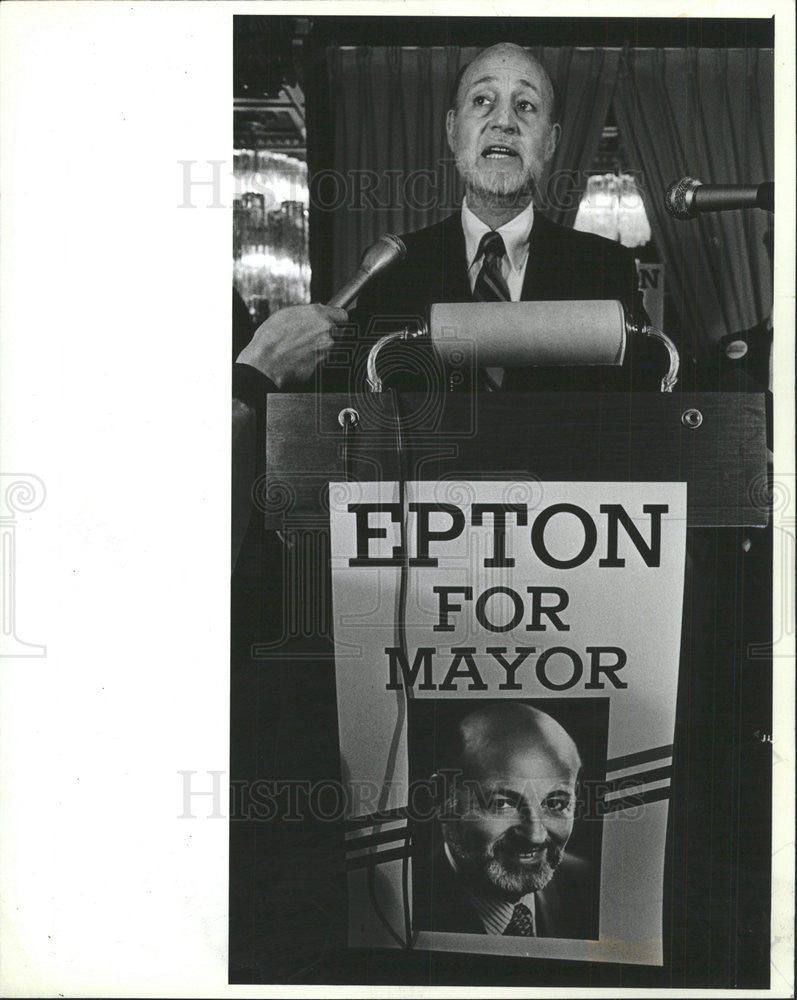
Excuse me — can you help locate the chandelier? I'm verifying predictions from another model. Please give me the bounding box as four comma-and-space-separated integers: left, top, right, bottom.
574, 173, 651, 249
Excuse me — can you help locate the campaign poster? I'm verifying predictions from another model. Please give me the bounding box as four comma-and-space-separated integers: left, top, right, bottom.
330, 480, 686, 964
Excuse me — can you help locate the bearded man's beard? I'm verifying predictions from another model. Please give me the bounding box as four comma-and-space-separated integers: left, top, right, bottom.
446, 826, 564, 899
458, 164, 542, 205
452, 141, 548, 206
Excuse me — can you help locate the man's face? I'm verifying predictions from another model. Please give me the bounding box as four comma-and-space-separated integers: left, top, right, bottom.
446, 45, 560, 203
443, 737, 578, 900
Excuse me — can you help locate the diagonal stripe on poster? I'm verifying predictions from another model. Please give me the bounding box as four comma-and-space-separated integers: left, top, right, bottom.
330, 480, 687, 965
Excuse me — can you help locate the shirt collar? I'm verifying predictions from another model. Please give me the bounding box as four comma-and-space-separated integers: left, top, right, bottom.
443, 841, 537, 935
461, 197, 535, 275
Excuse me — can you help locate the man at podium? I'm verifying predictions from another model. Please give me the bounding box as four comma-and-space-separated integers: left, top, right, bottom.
234, 42, 666, 402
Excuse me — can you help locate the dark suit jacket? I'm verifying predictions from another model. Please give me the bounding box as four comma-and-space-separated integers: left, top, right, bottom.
346, 210, 668, 393
412, 843, 597, 940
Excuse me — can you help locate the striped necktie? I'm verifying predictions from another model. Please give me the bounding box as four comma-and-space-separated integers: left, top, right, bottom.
473, 231, 510, 390
473, 230, 511, 302
503, 901, 535, 936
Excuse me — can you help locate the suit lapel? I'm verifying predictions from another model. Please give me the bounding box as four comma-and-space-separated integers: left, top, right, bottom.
437, 209, 556, 304
522, 211, 557, 301
430, 209, 573, 306
427, 844, 486, 935
438, 211, 472, 303
534, 880, 562, 938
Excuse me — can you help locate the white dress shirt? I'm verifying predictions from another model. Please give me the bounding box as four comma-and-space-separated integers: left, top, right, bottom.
462, 197, 535, 301
461, 199, 535, 388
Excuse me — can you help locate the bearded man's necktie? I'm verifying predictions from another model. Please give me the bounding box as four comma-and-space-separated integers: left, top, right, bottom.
473, 230, 511, 303
472, 230, 510, 390
503, 901, 536, 936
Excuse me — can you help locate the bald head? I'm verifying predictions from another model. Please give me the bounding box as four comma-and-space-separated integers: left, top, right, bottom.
451, 44, 557, 124
447, 702, 581, 778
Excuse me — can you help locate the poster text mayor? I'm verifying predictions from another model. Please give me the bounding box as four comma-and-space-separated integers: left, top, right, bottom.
343, 499, 672, 695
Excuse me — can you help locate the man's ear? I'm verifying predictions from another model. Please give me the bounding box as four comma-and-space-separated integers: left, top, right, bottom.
431, 771, 445, 817
445, 109, 457, 154
574, 767, 584, 822
545, 121, 561, 163
431, 771, 457, 821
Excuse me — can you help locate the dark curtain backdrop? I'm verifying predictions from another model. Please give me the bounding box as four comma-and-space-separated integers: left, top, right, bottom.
323, 45, 773, 354
613, 48, 774, 357
326, 45, 475, 288
541, 47, 621, 227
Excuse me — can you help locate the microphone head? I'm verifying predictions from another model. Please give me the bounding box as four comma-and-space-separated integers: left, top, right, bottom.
665, 177, 702, 220
359, 233, 407, 276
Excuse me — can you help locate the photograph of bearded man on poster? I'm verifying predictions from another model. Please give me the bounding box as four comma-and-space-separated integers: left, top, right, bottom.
412, 702, 599, 940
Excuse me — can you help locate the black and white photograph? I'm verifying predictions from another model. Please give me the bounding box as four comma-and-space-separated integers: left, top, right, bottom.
408, 698, 608, 942
0, 3, 794, 998
229, 10, 783, 988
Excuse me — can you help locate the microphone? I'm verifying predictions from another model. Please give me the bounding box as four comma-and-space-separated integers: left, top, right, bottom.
327, 234, 407, 309
665, 177, 774, 220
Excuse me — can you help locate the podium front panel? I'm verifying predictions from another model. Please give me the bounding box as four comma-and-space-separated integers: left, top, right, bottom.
265, 392, 768, 529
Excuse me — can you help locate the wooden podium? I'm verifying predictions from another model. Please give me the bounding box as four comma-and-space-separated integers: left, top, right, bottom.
230, 389, 772, 985
264, 392, 769, 530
